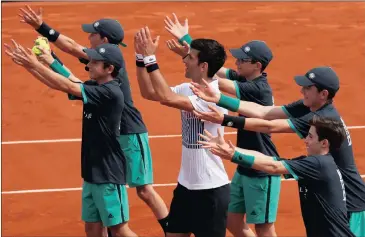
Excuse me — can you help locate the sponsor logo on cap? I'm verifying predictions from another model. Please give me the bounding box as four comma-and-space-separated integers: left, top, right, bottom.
308, 73, 315, 79
94, 22, 100, 28
244, 46, 250, 53
99, 48, 106, 54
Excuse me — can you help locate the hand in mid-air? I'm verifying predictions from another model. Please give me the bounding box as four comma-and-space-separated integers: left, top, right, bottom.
193, 104, 225, 125
198, 128, 235, 160
190, 79, 221, 103
18, 5, 43, 30
135, 26, 160, 56
166, 39, 190, 57
164, 13, 189, 40
4, 39, 39, 68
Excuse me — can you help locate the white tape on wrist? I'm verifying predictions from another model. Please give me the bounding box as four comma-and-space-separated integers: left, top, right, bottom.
143, 55, 157, 66
135, 53, 144, 61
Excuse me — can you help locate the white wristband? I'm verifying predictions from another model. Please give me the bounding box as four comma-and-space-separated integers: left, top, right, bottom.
143, 55, 157, 66
135, 53, 143, 61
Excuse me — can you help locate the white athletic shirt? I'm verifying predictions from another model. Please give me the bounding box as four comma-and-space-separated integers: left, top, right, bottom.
171, 79, 230, 190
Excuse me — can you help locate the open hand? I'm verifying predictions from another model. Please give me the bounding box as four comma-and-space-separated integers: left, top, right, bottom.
164, 13, 189, 40
4, 39, 39, 68
135, 26, 160, 56
198, 128, 235, 160
190, 79, 221, 103
19, 5, 43, 29
193, 104, 224, 124
166, 39, 190, 57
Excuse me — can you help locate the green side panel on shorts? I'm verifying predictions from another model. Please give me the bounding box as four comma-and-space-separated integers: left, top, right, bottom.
228, 172, 281, 224
81, 181, 129, 227
119, 132, 153, 187
349, 210, 365, 237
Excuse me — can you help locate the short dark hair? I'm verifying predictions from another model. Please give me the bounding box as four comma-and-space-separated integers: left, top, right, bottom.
103, 62, 120, 78
314, 84, 336, 101
190, 39, 227, 78
309, 115, 346, 149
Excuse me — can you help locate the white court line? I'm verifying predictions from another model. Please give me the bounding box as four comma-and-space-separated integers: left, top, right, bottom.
3, 175, 365, 195
2, 126, 365, 145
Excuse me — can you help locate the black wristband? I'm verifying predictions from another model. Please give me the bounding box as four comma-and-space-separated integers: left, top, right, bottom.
221, 114, 246, 129
36, 22, 60, 42
136, 60, 145, 68
146, 63, 159, 73
51, 51, 63, 65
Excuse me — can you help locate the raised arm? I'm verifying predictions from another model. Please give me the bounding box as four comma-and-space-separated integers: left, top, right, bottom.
19, 5, 87, 59
191, 79, 288, 120
198, 129, 289, 175
134, 32, 159, 101
5, 41, 83, 97
136, 27, 194, 111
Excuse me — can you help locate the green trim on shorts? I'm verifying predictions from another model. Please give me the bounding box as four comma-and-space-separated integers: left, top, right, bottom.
81, 181, 129, 227
119, 132, 154, 187
228, 172, 281, 224
349, 210, 365, 236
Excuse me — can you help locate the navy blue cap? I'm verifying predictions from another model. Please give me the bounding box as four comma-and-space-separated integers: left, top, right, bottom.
229, 40, 273, 67
294, 66, 340, 93
82, 18, 127, 47
84, 43, 124, 69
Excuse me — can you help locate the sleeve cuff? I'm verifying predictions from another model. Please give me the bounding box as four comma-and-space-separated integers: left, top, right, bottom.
233, 81, 240, 99
281, 161, 299, 180
281, 106, 291, 118
80, 84, 88, 104
287, 119, 304, 139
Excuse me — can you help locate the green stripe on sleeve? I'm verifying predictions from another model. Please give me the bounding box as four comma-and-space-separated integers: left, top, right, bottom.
233, 81, 240, 99
225, 68, 231, 80
281, 106, 291, 118
80, 84, 88, 104
281, 161, 299, 180
287, 119, 304, 139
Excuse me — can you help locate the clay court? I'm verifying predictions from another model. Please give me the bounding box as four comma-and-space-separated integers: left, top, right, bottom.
2, 1, 365, 236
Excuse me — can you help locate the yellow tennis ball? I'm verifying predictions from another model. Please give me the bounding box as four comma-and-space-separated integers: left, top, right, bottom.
32, 37, 50, 56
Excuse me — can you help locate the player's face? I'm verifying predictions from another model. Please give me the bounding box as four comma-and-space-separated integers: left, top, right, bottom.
301, 85, 322, 107
183, 49, 207, 80
86, 60, 110, 80
235, 59, 259, 77
88, 33, 105, 49
305, 126, 325, 155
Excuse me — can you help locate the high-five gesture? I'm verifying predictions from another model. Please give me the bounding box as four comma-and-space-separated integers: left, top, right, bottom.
19, 5, 43, 30
135, 26, 160, 56
164, 13, 189, 40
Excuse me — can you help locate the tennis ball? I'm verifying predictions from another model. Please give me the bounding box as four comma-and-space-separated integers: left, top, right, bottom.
32, 37, 50, 56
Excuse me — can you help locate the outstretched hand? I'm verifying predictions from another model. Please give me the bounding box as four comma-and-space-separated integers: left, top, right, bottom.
164, 13, 189, 40
166, 39, 190, 57
19, 5, 43, 30
198, 128, 236, 160
190, 79, 221, 103
135, 26, 160, 56
4, 39, 40, 68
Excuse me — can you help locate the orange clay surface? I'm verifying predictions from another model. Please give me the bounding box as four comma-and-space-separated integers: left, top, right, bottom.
2, 1, 365, 236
